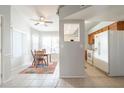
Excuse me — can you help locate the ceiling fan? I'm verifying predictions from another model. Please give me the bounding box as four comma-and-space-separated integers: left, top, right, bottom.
30, 16, 53, 26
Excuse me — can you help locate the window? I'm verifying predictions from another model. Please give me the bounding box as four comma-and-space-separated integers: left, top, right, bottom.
32, 34, 39, 50
51, 37, 59, 53
64, 24, 80, 42
42, 36, 59, 54
12, 31, 23, 57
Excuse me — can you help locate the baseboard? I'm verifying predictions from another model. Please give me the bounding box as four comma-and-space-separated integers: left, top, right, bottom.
60, 75, 85, 78
2, 76, 13, 84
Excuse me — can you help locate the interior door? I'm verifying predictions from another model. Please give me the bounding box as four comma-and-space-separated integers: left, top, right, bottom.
0, 16, 2, 85
59, 20, 85, 78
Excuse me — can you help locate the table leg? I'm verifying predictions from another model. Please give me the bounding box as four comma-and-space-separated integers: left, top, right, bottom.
47, 55, 48, 66
49, 54, 51, 63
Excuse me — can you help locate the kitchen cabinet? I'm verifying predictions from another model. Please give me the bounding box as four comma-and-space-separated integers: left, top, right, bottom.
109, 23, 117, 30
88, 34, 94, 45
88, 21, 124, 45
102, 26, 109, 32
88, 28, 108, 45
109, 21, 124, 30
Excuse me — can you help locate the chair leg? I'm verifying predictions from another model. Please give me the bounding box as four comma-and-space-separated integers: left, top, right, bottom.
35, 61, 39, 68
44, 59, 47, 66
34, 62, 36, 68
40, 60, 43, 65
32, 60, 35, 67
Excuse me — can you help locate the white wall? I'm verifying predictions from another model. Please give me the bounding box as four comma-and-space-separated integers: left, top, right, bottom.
109, 31, 124, 76
0, 6, 11, 82
59, 5, 90, 19
84, 24, 88, 49
0, 16, 2, 85
11, 6, 32, 75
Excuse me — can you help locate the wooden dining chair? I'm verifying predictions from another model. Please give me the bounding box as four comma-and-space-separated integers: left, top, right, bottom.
31, 50, 36, 67
42, 49, 46, 53
42, 49, 48, 65
35, 50, 47, 67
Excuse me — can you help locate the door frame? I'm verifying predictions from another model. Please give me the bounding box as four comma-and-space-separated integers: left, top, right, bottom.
0, 15, 3, 85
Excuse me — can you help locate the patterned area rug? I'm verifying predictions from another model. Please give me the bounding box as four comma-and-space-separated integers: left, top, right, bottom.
20, 62, 57, 74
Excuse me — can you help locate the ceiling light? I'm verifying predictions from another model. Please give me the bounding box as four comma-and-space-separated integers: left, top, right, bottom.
40, 16, 45, 20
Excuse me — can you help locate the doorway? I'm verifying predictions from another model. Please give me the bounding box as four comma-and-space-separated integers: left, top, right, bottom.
1, 5, 60, 87
7, 29, 60, 87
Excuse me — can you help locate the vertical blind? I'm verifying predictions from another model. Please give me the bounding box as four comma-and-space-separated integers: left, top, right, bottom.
42, 36, 59, 53
32, 34, 39, 50
12, 31, 23, 57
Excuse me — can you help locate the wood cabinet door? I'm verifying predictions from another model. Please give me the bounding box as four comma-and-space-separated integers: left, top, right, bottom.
102, 26, 109, 32
109, 23, 117, 30
88, 34, 94, 45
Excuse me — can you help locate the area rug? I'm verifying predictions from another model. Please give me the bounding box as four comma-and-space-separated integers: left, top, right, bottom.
20, 62, 57, 74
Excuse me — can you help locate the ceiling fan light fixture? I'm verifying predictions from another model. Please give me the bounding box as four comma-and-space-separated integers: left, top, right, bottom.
40, 16, 45, 20
40, 21, 45, 24
31, 16, 53, 26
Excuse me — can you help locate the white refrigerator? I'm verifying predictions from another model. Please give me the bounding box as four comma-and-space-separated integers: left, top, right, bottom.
94, 31, 108, 62
94, 31, 109, 73
93, 30, 124, 76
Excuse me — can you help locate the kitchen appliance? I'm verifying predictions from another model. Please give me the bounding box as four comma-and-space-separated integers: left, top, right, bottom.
94, 31, 108, 73
87, 49, 93, 65
94, 31, 108, 62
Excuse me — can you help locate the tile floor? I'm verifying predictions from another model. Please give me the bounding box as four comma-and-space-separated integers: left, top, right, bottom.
1, 62, 124, 88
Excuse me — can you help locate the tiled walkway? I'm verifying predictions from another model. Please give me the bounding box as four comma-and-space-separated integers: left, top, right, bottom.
57, 63, 124, 88
1, 63, 59, 88
1, 62, 124, 88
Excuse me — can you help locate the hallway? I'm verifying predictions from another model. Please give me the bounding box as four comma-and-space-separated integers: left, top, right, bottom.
57, 63, 124, 88
1, 63, 124, 88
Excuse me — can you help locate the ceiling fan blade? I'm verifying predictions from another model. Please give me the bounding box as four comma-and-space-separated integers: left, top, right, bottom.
44, 21, 53, 23
30, 18, 40, 22
35, 22, 39, 25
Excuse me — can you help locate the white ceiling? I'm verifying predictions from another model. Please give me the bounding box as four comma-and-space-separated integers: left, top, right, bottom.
11, 5, 59, 31
65, 5, 124, 32
12, 5, 124, 32
65, 5, 124, 21
85, 21, 99, 32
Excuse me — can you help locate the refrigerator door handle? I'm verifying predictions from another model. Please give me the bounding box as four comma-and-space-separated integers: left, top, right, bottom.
94, 48, 97, 51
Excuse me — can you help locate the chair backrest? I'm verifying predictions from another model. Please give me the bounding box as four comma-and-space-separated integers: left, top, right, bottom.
42, 49, 46, 53
31, 50, 36, 58
35, 50, 45, 59
36, 51, 44, 56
